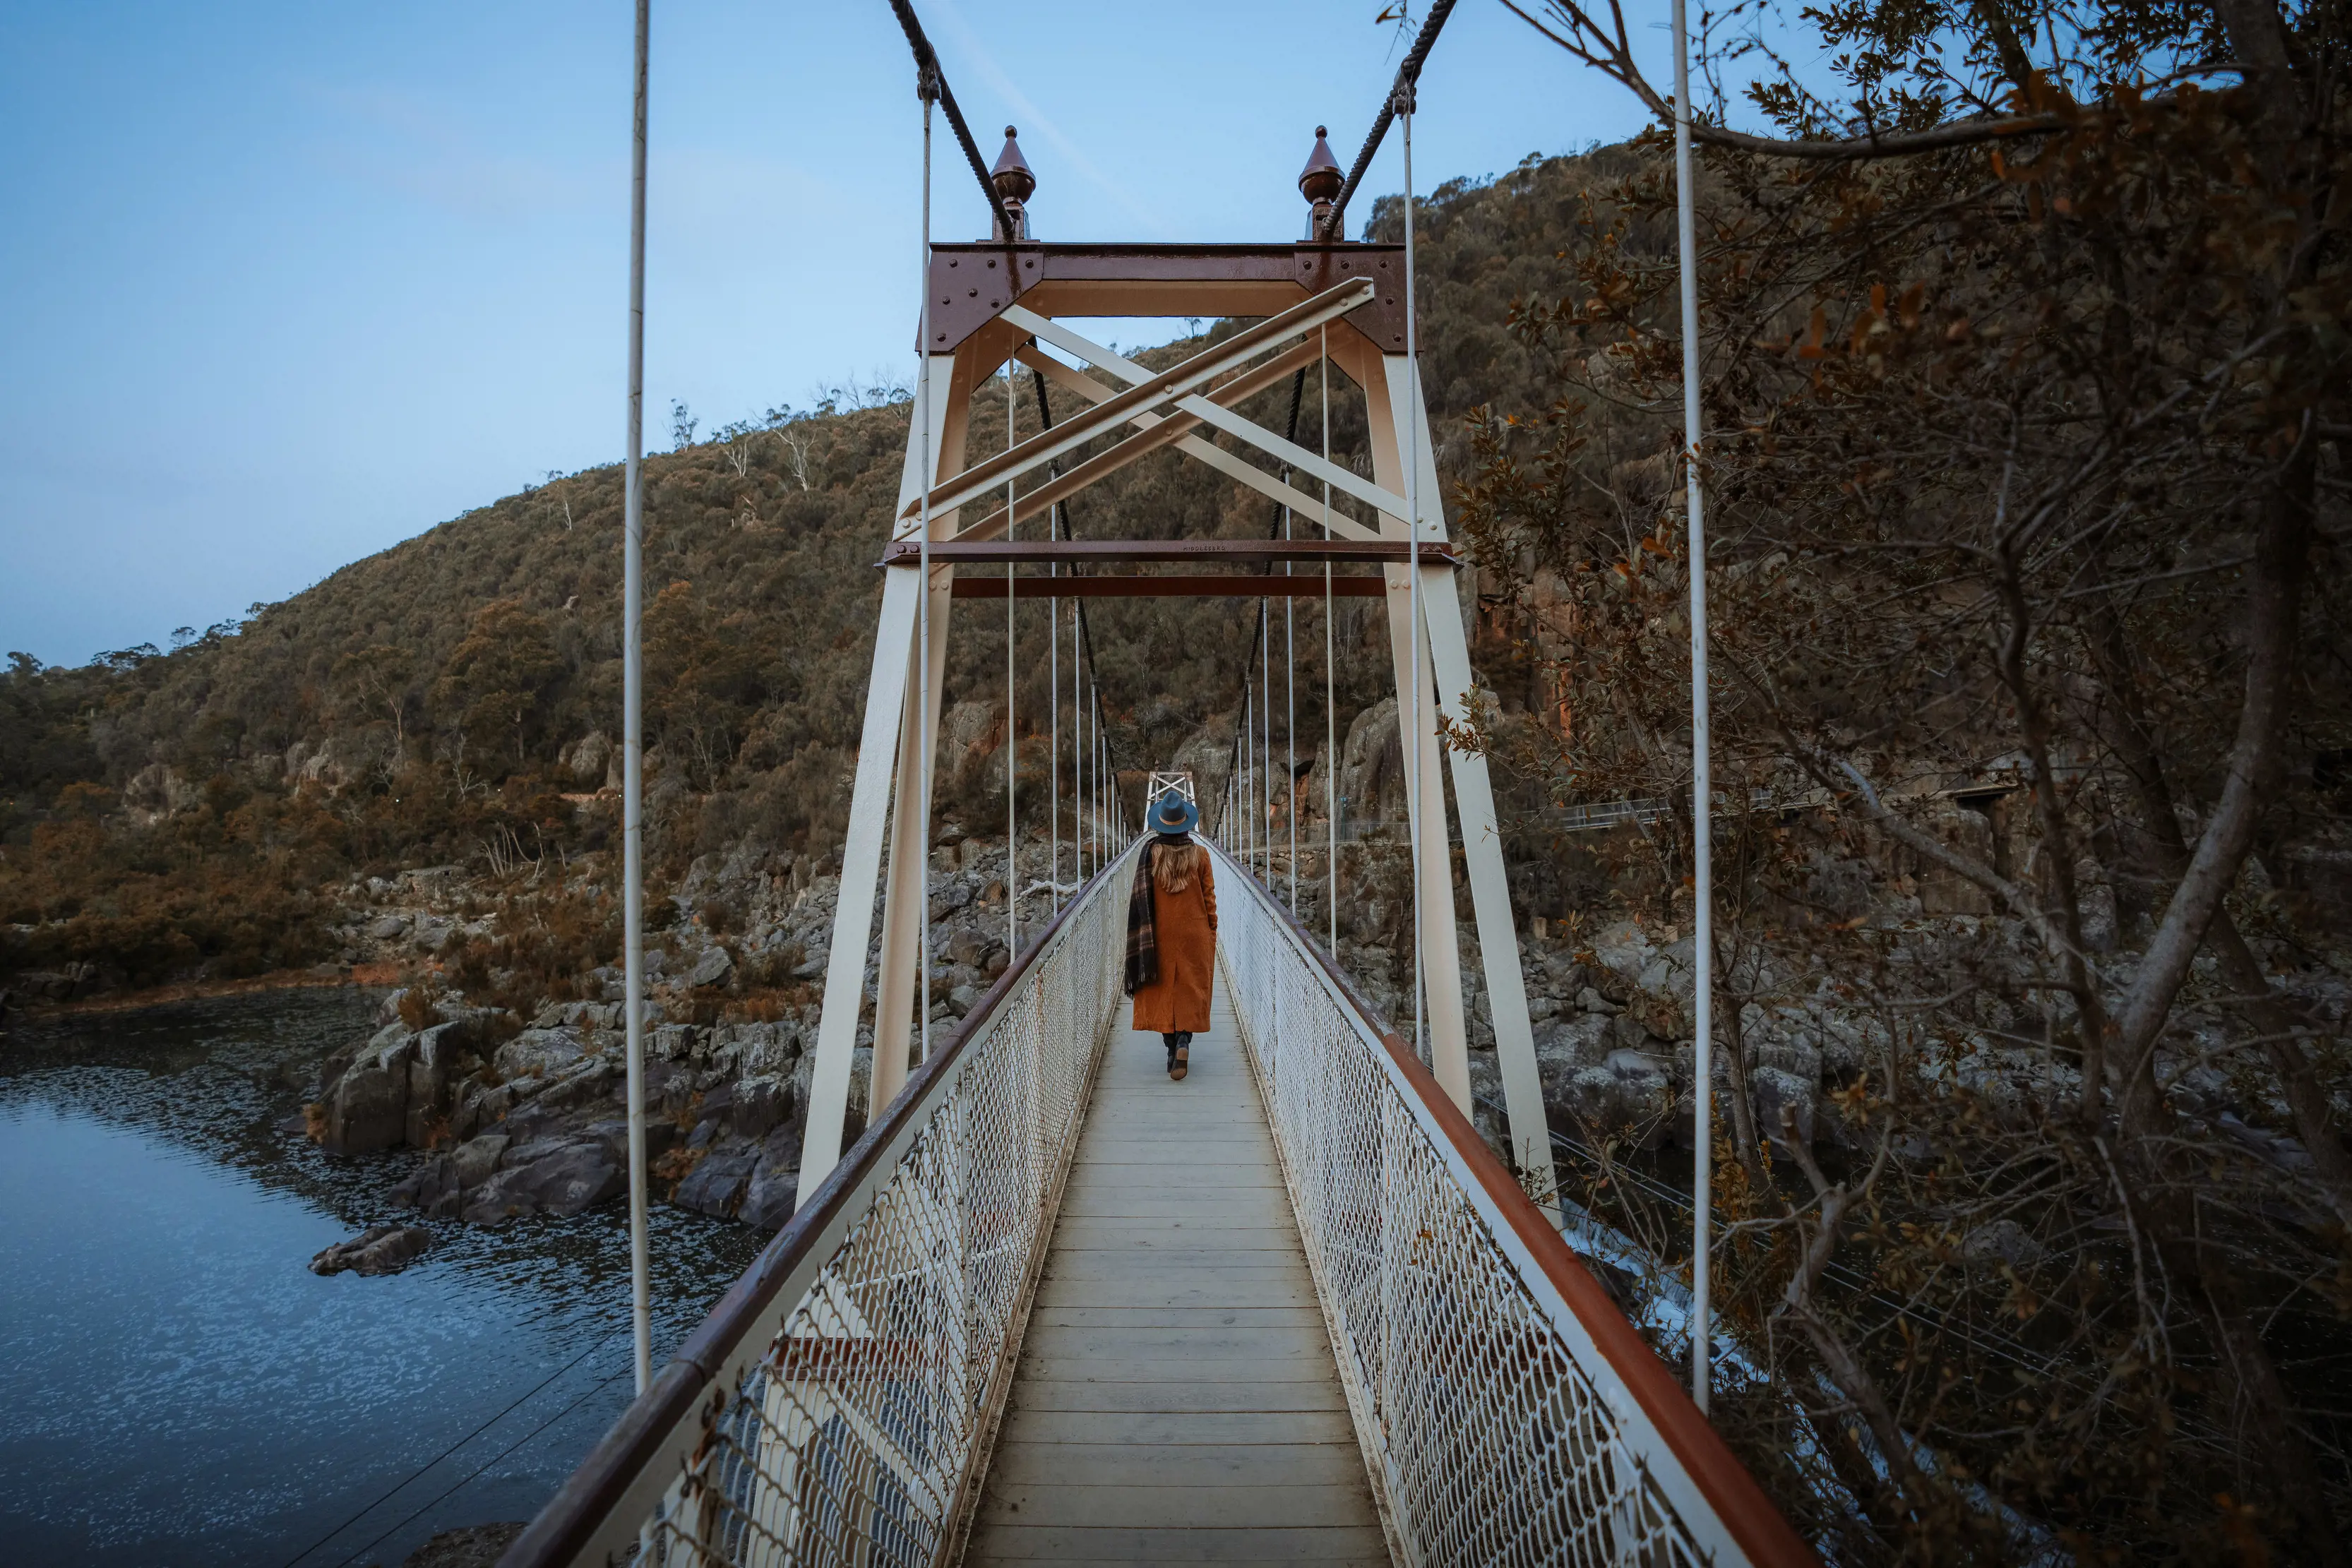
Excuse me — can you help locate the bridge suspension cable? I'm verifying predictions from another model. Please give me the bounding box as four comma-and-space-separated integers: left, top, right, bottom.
884, 0, 1023, 243
1318, 0, 1459, 239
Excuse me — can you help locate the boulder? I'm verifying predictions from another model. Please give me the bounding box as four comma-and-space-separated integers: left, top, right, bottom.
563, 731, 612, 787
1750, 1065, 1817, 1149
945, 926, 990, 968
460, 1141, 623, 1225
1532, 1014, 1612, 1079
1962, 1219, 2043, 1269
390, 1154, 458, 1217
530, 1058, 620, 1116
731, 1076, 794, 1141
398, 1521, 525, 1568
494, 1027, 590, 1082
453, 1131, 510, 1187
452, 1080, 513, 1142
740, 1127, 801, 1230
688, 946, 735, 990
403, 1021, 472, 1148
674, 1146, 760, 1219
368, 914, 412, 941
310, 1224, 432, 1277
320, 1024, 416, 1154
1544, 1047, 1672, 1144
580, 1115, 679, 1166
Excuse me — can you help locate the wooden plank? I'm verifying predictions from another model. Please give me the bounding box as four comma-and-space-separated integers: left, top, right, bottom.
1022, 1324, 1332, 1359
1025, 1305, 1330, 1330
1041, 1257, 1311, 1283
1048, 1223, 1299, 1250
1056, 1193, 1293, 1221
988, 1442, 1371, 1489
965, 1524, 1389, 1564
977, 1484, 1373, 1530
994, 1408, 1359, 1447
1034, 1276, 1320, 1311
1014, 1355, 1339, 1384
1005, 1378, 1349, 1415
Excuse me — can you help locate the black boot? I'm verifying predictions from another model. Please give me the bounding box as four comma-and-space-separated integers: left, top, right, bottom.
1169, 1030, 1190, 1082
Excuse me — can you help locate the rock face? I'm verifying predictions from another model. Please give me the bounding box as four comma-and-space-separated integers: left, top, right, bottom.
309, 1224, 432, 1276
400, 1521, 525, 1568
460, 1142, 625, 1226
311, 1007, 495, 1156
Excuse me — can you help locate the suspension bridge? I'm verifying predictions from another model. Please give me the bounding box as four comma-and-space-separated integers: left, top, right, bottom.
505, 3, 1807, 1562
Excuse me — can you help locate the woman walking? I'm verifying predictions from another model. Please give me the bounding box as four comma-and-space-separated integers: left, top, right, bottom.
1125, 789, 1217, 1081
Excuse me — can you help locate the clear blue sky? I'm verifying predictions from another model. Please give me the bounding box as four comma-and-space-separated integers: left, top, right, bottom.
0, 1, 1667, 669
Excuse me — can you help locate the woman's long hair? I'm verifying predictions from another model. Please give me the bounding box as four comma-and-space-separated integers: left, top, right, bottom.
1152, 839, 1201, 894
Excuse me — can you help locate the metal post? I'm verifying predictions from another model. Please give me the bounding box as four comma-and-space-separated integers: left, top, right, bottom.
1323, 329, 1339, 955
1049, 575, 1059, 910
1077, 655, 1087, 880
1005, 366, 1017, 957
1400, 88, 1427, 1067
1261, 595, 1272, 882
1243, 689, 1253, 873
1673, 0, 1716, 1416
915, 80, 936, 1076
620, 0, 652, 1399
1287, 496, 1297, 914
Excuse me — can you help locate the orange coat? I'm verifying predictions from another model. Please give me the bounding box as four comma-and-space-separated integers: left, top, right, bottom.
1130, 849, 1217, 1035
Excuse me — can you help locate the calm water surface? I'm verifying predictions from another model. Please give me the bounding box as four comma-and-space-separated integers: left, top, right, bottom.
0, 989, 765, 1567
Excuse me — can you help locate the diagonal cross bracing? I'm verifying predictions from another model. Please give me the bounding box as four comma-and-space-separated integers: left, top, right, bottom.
1008, 345, 1373, 541
951, 339, 1326, 542
1005, 306, 1409, 524
900, 277, 1373, 524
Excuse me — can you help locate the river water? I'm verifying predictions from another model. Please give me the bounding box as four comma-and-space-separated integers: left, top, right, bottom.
0, 988, 765, 1567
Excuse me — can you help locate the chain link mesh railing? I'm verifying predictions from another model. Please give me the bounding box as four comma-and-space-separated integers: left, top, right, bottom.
508, 845, 1137, 1568
1210, 839, 1812, 1568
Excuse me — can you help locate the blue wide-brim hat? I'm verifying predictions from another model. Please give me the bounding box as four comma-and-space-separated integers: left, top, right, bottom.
1149, 789, 1199, 837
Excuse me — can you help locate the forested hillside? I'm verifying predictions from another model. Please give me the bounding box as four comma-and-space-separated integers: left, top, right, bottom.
0, 148, 1621, 989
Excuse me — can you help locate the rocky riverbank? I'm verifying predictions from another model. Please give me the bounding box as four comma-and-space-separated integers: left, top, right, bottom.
289, 825, 1799, 1240
287, 808, 2352, 1244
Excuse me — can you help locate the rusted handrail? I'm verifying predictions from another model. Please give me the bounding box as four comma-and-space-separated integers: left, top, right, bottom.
1208, 837, 1817, 1567
504, 844, 1138, 1568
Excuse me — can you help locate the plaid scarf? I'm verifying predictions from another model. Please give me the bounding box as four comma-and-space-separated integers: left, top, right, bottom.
1123, 845, 1159, 995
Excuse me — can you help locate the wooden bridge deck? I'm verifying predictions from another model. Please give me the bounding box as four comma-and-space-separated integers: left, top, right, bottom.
962, 984, 1389, 1565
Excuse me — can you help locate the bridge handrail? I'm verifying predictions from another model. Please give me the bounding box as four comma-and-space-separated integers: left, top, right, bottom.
506, 842, 1141, 1568
1210, 838, 1815, 1567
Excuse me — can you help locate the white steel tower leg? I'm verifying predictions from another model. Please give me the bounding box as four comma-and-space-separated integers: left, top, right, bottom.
871, 571, 955, 1114
799, 351, 965, 1202
1373, 349, 1557, 1201
1353, 354, 1469, 1110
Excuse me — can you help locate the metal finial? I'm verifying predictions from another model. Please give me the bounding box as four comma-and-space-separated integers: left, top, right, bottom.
991, 124, 1035, 239
1300, 125, 1342, 232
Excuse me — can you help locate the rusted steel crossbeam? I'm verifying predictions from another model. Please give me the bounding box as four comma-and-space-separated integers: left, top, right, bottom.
950, 574, 1386, 599
878, 539, 1459, 568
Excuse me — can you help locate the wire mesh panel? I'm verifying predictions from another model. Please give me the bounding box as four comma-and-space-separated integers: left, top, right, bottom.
1214, 842, 1796, 1568
520, 846, 1137, 1568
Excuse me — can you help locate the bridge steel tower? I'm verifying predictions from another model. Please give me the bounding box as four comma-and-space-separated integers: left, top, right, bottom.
794, 176, 1558, 1215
